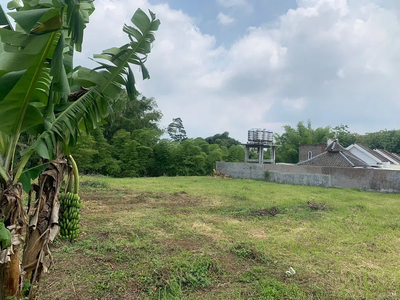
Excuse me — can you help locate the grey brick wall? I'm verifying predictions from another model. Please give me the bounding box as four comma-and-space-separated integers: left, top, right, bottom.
299, 144, 326, 162
216, 162, 400, 193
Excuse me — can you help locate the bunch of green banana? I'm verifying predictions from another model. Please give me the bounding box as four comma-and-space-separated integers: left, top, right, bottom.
59, 192, 82, 241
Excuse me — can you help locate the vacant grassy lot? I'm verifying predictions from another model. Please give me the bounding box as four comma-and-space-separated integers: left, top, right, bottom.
39, 176, 400, 299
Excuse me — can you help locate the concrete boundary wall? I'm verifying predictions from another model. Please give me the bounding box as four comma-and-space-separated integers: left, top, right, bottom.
216, 162, 400, 193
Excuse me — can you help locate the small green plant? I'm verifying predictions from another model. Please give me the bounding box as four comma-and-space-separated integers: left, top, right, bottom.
161, 280, 182, 299
253, 278, 307, 299
231, 244, 275, 264
171, 256, 218, 288
94, 281, 111, 292
239, 267, 268, 283
264, 170, 270, 181
22, 279, 31, 296
232, 245, 254, 259
142, 254, 221, 298
61, 245, 74, 253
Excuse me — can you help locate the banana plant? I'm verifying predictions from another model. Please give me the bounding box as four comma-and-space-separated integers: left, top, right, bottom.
0, 0, 159, 298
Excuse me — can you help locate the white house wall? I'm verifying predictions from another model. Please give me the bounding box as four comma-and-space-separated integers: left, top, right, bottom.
347, 147, 380, 166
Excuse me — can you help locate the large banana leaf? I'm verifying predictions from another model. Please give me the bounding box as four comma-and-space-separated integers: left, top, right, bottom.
0, 8, 63, 172
0, 5, 13, 30
0, 5, 159, 186
0, 0, 95, 179
19, 0, 94, 52
21, 9, 160, 167
0, 3, 10, 180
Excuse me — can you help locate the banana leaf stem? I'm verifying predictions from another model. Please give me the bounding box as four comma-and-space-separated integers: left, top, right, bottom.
68, 155, 79, 194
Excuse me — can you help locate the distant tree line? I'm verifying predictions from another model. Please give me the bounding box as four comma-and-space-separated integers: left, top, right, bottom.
275, 120, 400, 163
73, 92, 400, 175
72, 92, 244, 177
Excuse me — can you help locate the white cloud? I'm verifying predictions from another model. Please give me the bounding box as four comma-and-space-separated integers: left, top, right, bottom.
337, 69, 345, 79
282, 97, 308, 111
228, 27, 287, 71
217, 12, 235, 25
217, 0, 253, 12
297, 0, 349, 17
217, 0, 250, 8
75, 0, 400, 141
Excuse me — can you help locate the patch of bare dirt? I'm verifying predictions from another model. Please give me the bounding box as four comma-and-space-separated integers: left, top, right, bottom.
191, 221, 223, 241
39, 253, 96, 300
168, 208, 192, 216
81, 189, 202, 212
216, 252, 244, 273
121, 279, 145, 300
246, 228, 267, 239
232, 195, 248, 201
307, 201, 329, 211
80, 188, 129, 203
124, 193, 150, 204
40, 245, 146, 300
250, 207, 279, 217
173, 191, 188, 195
164, 236, 213, 253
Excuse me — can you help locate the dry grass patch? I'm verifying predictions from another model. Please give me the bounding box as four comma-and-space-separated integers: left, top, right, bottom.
37, 176, 400, 299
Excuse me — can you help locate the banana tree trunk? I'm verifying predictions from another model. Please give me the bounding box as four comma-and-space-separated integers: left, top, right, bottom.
0, 157, 68, 300
22, 157, 68, 299
0, 183, 25, 299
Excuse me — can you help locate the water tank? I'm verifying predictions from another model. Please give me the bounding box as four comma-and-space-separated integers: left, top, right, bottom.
262, 129, 268, 142
267, 131, 273, 142
255, 130, 263, 142
248, 128, 274, 143
248, 129, 255, 142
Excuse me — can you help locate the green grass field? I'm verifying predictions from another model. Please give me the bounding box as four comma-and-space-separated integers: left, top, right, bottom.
39, 176, 400, 299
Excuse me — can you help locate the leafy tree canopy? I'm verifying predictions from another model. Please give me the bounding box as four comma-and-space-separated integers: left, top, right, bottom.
103, 91, 162, 141
204, 131, 241, 148
167, 117, 187, 142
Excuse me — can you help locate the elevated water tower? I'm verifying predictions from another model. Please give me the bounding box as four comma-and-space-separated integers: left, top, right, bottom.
244, 129, 278, 164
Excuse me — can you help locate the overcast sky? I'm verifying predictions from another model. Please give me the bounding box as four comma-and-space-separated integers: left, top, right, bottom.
2, 0, 400, 142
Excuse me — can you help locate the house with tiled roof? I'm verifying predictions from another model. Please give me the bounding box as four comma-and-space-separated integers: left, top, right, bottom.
390, 152, 400, 162
298, 140, 369, 168
298, 144, 326, 162
346, 144, 390, 168
374, 149, 400, 165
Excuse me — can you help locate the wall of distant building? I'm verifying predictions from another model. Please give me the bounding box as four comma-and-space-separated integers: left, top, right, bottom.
216, 162, 400, 193
347, 146, 379, 167
298, 144, 325, 162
